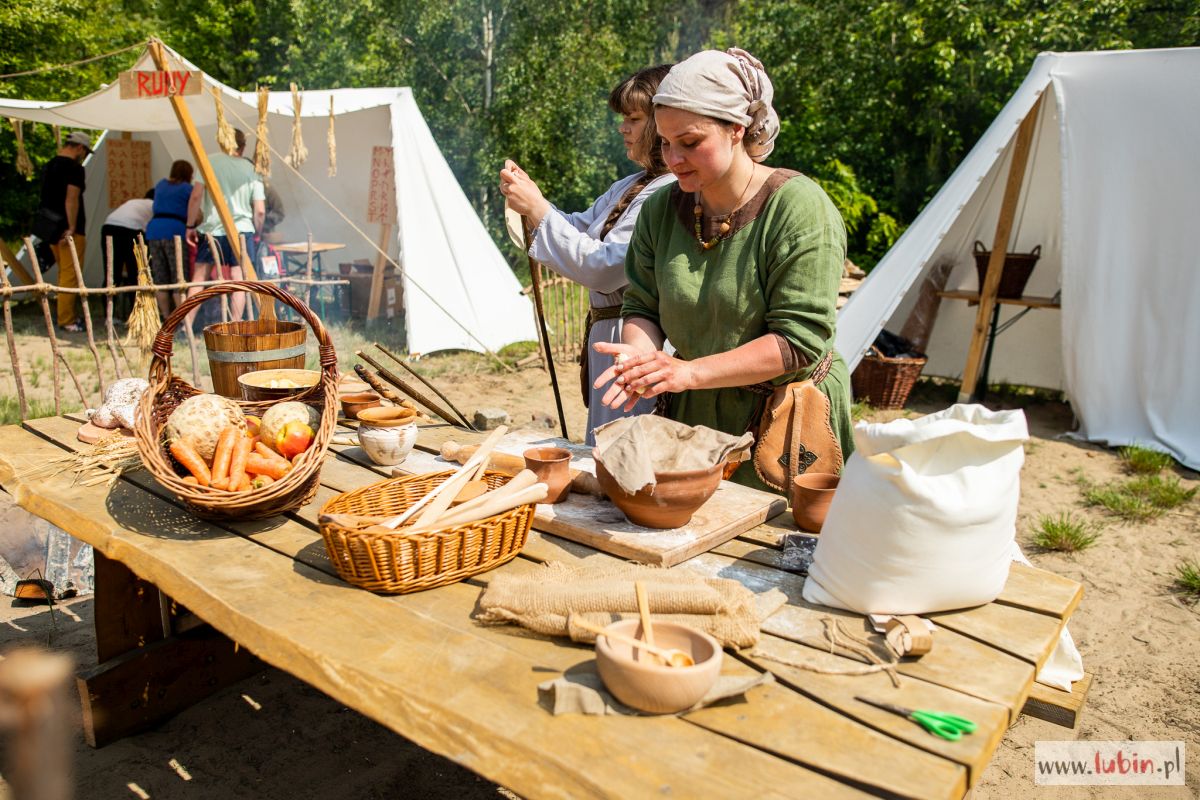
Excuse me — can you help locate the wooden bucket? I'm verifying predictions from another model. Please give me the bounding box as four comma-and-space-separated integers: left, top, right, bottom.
203, 319, 307, 398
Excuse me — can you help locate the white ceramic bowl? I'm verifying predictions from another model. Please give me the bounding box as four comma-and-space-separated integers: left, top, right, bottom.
357, 422, 417, 466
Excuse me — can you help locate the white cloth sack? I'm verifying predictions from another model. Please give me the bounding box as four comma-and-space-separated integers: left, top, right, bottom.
803, 404, 1028, 614
1011, 542, 1085, 691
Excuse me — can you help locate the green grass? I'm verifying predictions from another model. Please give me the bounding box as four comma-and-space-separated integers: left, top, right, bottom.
0, 395, 83, 426
1083, 475, 1197, 522
1175, 560, 1200, 599
850, 400, 874, 422
1118, 444, 1175, 475
1029, 511, 1101, 552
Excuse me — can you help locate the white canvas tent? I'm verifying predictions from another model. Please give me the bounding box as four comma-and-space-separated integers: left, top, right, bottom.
1, 43, 536, 356
837, 47, 1200, 469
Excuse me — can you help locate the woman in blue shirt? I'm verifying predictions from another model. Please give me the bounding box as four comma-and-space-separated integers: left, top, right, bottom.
145, 160, 204, 318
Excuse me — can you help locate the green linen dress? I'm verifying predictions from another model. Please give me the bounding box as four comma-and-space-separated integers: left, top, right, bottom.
621, 169, 854, 493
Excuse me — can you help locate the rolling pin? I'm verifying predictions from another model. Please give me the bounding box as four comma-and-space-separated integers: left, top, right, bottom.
440, 441, 603, 496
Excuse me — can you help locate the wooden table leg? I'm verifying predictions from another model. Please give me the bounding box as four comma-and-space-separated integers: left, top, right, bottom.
78, 551, 262, 748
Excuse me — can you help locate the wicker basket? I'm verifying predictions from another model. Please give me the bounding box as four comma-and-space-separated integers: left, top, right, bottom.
319, 471, 535, 594
851, 346, 928, 410
973, 241, 1041, 299
134, 281, 339, 520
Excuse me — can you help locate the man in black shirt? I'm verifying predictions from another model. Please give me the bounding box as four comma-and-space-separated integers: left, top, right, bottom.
38, 130, 92, 331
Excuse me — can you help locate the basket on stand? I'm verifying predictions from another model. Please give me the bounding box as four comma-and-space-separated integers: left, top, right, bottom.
319, 470, 536, 594
851, 346, 928, 410
973, 241, 1041, 299
134, 281, 339, 520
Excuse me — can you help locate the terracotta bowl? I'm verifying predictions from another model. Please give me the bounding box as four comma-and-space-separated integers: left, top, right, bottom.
791, 472, 840, 533
340, 392, 382, 420
594, 619, 723, 714
355, 406, 416, 428
593, 454, 723, 529
523, 446, 572, 503
238, 368, 321, 402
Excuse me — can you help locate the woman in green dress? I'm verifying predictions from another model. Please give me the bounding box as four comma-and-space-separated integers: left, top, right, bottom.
594, 48, 854, 493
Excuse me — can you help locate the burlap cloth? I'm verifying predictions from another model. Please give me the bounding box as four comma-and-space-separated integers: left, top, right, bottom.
537, 663, 774, 716
592, 415, 754, 494
475, 561, 786, 649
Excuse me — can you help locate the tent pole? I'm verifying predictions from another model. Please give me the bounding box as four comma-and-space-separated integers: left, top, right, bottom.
366, 222, 392, 320
957, 92, 1044, 403
146, 38, 274, 321
0, 240, 35, 287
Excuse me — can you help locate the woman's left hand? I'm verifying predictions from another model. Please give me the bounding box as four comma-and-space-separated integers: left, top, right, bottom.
593, 342, 698, 411
499, 160, 551, 226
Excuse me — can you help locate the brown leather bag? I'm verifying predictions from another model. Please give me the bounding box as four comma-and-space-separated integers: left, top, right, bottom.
751, 352, 843, 492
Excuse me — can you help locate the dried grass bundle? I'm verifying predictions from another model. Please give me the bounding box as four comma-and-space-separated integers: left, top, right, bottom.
327, 95, 337, 177
10, 118, 33, 178
52, 124, 61, 148
15, 432, 141, 488
124, 239, 160, 357
254, 85, 271, 177
286, 83, 307, 168
213, 86, 238, 155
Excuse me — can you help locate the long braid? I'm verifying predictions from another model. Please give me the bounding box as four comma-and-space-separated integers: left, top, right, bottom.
599, 173, 653, 241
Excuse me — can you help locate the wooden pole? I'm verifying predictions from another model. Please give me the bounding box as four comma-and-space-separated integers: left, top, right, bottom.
65, 235, 105, 398
0, 240, 35, 287
146, 39, 273, 320
366, 223, 392, 320
523, 217, 568, 440
957, 92, 1044, 403
0, 263, 29, 419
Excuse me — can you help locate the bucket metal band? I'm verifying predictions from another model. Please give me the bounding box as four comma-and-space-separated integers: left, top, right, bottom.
206, 344, 307, 363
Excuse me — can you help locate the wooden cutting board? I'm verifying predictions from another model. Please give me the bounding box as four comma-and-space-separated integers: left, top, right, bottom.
397, 430, 786, 567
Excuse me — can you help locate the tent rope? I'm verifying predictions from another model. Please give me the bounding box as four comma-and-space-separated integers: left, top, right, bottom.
218, 93, 515, 371
0, 43, 144, 80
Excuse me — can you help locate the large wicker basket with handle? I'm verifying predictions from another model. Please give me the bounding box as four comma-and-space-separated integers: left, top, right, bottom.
134, 281, 339, 520
319, 470, 535, 594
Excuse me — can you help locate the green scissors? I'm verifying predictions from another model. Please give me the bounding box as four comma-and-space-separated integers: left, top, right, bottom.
855, 697, 978, 741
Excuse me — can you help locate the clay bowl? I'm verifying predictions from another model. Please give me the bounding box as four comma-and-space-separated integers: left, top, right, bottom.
593, 455, 723, 529
594, 619, 723, 714
523, 446, 572, 503
357, 421, 417, 467
791, 472, 840, 533
355, 406, 416, 428
340, 392, 382, 420
238, 368, 320, 402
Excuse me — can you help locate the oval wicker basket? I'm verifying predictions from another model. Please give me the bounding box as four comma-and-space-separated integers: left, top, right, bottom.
134, 281, 339, 520
319, 471, 535, 594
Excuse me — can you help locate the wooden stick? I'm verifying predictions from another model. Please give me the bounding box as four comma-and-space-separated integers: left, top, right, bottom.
373, 342, 473, 429
523, 217, 568, 440
102, 235, 126, 379
355, 349, 467, 428
24, 238, 63, 415
410, 425, 508, 528
207, 234, 232, 323
175, 236, 201, 386
65, 235, 105, 400
0, 266, 28, 419
0, 239, 35, 286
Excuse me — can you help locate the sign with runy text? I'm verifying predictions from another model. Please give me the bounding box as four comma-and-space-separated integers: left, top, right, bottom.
119, 70, 202, 99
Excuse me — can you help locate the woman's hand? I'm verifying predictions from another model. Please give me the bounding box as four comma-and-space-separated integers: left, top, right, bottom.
499, 160, 551, 227
593, 342, 697, 411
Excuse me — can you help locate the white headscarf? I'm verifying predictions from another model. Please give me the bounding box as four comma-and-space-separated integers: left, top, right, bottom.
652, 48, 780, 162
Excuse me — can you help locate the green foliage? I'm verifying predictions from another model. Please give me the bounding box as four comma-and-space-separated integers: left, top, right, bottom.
1029, 511, 1100, 552
1083, 475, 1196, 522
1118, 444, 1175, 475
0, 394, 82, 425
1175, 559, 1200, 598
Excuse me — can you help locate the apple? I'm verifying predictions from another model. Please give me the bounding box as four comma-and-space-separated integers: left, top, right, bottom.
245, 415, 262, 437
275, 420, 314, 459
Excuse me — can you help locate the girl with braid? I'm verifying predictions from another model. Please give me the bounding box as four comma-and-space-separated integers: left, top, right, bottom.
500, 65, 675, 444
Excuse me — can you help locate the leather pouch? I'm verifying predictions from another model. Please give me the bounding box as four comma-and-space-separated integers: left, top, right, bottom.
752, 379, 843, 491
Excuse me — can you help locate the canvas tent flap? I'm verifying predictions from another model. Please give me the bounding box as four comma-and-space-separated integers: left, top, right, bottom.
0, 43, 536, 356
836, 47, 1200, 469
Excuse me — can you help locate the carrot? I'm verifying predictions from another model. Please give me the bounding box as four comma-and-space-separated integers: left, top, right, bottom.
182, 475, 198, 485
228, 434, 253, 490
252, 474, 276, 490
211, 427, 237, 484
254, 441, 288, 465
170, 439, 211, 486
236, 473, 252, 492
246, 452, 290, 480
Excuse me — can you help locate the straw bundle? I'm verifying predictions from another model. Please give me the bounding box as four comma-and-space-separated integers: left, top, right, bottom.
327, 95, 337, 177
124, 239, 160, 357
253, 86, 271, 177
10, 119, 33, 178
52, 124, 61, 148
15, 431, 141, 488
213, 86, 238, 155
286, 83, 307, 168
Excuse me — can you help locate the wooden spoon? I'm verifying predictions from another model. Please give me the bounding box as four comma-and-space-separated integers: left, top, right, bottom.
635, 581, 656, 649
572, 618, 695, 668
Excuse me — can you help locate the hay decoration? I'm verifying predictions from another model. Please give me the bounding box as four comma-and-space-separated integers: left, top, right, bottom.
15, 431, 142, 488
10, 118, 33, 178
124, 238, 160, 357
327, 95, 337, 177
52, 124, 61, 148
286, 83, 307, 168
213, 86, 238, 155
253, 85, 271, 177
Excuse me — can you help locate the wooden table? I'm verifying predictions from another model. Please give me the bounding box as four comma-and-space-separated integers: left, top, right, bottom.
0, 416, 1085, 800
270, 242, 346, 316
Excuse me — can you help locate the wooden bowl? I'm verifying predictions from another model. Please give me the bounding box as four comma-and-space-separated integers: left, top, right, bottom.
791, 473, 840, 533
238, 368, 321, 402
356, 406, 417, 428
594, 619, 722, 714
593, 454, 723, 529
340, 392, 382, 419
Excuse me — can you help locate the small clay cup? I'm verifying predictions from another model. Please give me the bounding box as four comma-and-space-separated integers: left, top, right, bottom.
594, 619, 723, 714
356, 406, 417, 428
593, 452, 723, 529
340, 392, 382, 420
356, 422, 417, 467
523, 446, 572, 503
791, 472, 840, 533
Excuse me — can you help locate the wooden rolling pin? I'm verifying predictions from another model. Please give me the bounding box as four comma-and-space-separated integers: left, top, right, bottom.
440, 441, 603, 496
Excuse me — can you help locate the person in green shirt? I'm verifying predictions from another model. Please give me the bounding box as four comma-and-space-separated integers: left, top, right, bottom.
593, 48, 854, 493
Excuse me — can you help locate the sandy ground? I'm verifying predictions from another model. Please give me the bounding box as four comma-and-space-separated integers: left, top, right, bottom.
1, 323, 1198, 798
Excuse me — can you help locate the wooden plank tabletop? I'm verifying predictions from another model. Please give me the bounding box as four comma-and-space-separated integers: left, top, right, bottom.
0, 417, 1084, 799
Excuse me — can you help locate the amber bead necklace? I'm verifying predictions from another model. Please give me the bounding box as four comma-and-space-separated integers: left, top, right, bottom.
693, 164, 757, 251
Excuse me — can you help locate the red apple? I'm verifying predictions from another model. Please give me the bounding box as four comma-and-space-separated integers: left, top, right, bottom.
275, 420, 314, 459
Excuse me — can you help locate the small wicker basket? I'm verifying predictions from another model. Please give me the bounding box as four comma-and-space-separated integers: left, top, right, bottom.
973, 241, 1041, 299
851, 346, 928, 410
319, 471, 535, 594
134, 281, 339, 520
